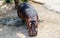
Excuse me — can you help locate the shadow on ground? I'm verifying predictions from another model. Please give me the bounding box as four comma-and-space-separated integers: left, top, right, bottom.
0, 17, 31, 38
0, 17, 39, 38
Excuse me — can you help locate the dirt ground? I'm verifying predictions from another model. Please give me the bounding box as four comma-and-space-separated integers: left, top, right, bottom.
0, 1, 60, 38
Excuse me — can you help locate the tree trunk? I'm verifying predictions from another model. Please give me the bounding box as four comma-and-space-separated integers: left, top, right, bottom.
14, 0, 19, 9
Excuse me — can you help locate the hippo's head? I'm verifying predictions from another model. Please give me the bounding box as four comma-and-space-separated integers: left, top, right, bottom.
28, 20, 38, 36
26, 17, 38, 36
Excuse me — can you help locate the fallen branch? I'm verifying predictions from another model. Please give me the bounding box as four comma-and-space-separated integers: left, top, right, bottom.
32, 0, 45, 5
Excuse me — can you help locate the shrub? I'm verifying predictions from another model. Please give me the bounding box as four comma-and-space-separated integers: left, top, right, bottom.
4, 0, 12, 3
22, 0, 29, 2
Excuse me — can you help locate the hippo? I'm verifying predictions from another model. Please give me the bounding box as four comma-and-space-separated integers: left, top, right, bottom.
17, 3, 38, 36
14, 0, 38, 36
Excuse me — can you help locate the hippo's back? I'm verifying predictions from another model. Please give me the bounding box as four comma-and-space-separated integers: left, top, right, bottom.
17, 3, 37, 19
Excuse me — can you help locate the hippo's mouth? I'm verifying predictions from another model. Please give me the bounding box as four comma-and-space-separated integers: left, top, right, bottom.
28, 31, 37, 36
28, 28, 37, 36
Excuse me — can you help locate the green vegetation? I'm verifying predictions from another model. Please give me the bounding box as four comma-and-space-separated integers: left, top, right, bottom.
22, 0, 29, 2
4, 0, 29, 3
4, 0, 12, 3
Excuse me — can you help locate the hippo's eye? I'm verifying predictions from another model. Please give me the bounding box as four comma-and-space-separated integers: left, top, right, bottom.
29, 22, 31, 27
29, 22, 31, 25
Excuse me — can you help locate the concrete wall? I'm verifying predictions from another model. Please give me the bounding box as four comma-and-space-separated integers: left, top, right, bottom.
33, 0, 60, 12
